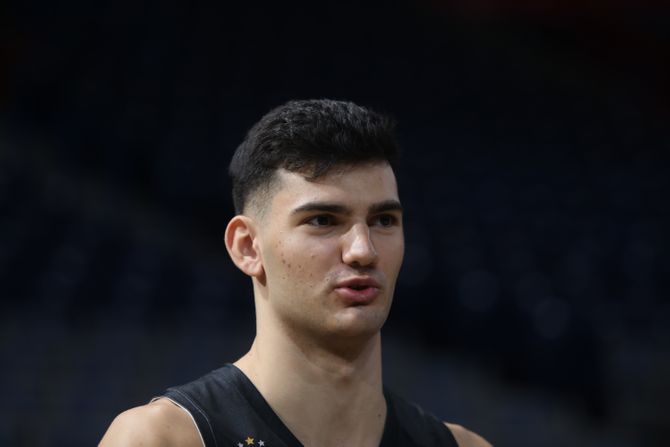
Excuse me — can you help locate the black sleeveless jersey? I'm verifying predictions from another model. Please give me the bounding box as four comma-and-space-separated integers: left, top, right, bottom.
160, 364, 458, 447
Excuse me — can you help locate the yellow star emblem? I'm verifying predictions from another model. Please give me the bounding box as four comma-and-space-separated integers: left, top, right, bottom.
245, 437, 254, 445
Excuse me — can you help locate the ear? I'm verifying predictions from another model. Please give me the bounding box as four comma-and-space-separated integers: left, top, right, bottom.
224, 215, 264, 278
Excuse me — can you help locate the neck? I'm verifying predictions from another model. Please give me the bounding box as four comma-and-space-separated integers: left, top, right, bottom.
235, 320, 386, 446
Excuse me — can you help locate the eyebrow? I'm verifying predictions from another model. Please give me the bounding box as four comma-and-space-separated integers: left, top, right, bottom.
291, 200, 403, 216
369, 200, 403, 215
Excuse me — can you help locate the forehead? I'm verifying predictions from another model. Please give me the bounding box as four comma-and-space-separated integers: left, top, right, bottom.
270, 163, 399, 212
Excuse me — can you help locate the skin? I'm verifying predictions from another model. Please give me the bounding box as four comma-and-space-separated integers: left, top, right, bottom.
99, 162, 491, 447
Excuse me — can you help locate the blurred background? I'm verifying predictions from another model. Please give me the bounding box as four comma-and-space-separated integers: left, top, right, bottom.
1, 1, 669, 446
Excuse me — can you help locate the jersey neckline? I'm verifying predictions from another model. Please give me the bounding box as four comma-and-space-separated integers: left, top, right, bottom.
225, 363, 395, 447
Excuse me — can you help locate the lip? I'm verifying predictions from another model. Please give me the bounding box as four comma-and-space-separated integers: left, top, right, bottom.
334, 277, 381, 305
335, 276, 381, 289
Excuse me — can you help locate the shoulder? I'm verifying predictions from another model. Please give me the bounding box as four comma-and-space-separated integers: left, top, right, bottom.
99, 398, 202, 447
444, 423, 492, 447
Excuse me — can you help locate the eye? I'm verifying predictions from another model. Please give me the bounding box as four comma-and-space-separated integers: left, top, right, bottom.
306, 214, 335, 227
371, 214, 398, 228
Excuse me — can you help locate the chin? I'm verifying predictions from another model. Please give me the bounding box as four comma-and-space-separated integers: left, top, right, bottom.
328, 307, 389, 339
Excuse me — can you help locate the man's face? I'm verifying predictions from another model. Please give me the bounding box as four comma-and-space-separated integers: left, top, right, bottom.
254, 162, 404, 343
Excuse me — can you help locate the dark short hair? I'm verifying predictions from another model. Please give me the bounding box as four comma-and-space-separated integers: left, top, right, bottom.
229, 99, 400, 214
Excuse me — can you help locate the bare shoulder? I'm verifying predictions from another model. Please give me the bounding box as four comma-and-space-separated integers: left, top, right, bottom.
99, 398, 202, 447
445, 422, 492, 447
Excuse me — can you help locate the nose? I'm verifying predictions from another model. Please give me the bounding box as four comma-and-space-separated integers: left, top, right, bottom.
342, 223, 378, 268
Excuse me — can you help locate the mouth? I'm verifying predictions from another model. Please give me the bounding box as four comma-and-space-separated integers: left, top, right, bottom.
336, 276, 381, 289
334, 277, 382, 305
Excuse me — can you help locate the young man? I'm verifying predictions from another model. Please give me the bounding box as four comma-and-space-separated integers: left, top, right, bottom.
100, 100, 491, 447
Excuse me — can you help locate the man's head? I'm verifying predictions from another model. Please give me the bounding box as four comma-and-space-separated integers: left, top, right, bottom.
225, 99, 404, 347
229, 99, 400, 216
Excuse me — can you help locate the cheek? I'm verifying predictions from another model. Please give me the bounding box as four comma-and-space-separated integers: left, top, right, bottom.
273, 237, 331, 282
379, 238, 405, 274
376, 233, 404, 257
